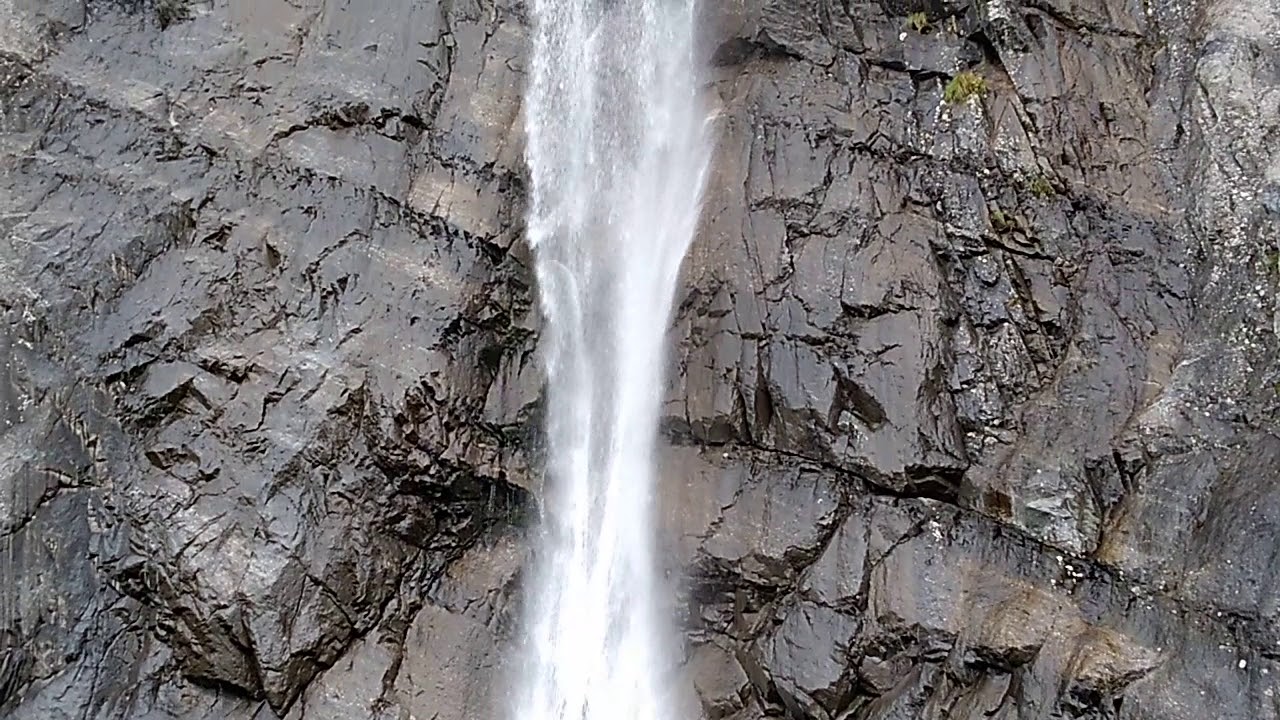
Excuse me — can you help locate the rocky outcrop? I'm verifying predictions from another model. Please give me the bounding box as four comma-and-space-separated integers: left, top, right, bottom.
2, 0, 1278, 718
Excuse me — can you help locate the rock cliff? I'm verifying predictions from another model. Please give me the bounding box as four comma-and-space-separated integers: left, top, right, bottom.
2, 0, 1279, 718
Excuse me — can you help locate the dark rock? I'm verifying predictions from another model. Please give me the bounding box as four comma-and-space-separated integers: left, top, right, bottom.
687, 640, 752, 719
754, 599, 860, 717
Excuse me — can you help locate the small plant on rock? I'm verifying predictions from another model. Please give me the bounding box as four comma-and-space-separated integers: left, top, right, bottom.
156, 0, 191, 29
990, 209, 1018, 233
1029, 175, 1056, 198
944, 71, 987, 104
907, 11, 930, 34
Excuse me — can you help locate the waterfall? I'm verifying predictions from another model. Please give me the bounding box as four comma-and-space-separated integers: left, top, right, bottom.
516, 0, 713, 718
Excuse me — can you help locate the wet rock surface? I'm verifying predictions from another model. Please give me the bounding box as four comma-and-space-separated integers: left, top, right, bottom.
2, 0, 1279, 718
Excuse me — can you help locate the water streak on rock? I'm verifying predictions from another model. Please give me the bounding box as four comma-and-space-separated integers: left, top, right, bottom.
517, 1, 713, 718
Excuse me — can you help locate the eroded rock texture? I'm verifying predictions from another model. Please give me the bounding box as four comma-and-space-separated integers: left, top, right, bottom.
2, 0, 1278, 718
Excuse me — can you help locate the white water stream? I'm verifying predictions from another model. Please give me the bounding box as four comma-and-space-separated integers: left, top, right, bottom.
516, 0, 713, 718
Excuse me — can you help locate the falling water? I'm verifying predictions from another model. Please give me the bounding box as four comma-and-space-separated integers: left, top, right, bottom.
517, 0, 713, 719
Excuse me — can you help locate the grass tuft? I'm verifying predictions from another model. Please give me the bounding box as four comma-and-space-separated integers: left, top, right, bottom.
943, 71, 987, 104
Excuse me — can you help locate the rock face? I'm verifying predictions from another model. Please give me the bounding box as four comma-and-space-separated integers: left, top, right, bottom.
2, 0, 1278, 718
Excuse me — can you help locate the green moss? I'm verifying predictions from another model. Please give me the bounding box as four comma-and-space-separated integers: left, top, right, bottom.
156, 0, 191, 29
943, 71, 987, 104
907, 11, 930, 34
1029, 175, 1056, 198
